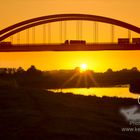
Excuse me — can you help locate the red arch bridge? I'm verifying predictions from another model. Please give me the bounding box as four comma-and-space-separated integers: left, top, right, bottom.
0, 14, 140, 52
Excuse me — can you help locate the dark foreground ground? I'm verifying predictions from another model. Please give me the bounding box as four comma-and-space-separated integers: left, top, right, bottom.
0, 87, 140, 140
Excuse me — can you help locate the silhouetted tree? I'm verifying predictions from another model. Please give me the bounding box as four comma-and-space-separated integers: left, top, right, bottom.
7, 68, 16, 74
131, 67, 139, 72
106, 68, 113, 73
26, 65, 42, 77
27, 65, 37, 73
120, 68, 128, 73
0, 68, 7, 74
16, 67, 25, 74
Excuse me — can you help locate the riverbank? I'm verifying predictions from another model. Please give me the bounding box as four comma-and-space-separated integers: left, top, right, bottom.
0, 87, 139, 140
48, 87, 140, 99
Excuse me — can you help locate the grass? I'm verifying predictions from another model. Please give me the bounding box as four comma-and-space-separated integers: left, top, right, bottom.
0, 87, 139, 140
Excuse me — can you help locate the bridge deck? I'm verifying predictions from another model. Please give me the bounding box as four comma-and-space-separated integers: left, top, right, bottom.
0, 44, 140, 52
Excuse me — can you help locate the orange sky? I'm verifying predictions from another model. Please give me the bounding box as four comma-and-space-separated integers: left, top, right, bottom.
0, 0, 140, 72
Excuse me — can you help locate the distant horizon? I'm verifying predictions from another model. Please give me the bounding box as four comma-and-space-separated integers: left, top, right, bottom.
0, 65, 139, 73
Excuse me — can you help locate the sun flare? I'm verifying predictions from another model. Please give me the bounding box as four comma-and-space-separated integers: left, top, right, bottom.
80, 63, 88, 72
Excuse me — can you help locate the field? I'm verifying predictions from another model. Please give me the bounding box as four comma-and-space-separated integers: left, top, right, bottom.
0, 87, 139, 140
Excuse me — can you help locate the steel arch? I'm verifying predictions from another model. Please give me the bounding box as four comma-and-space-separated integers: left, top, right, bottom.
0, 14, 140, 41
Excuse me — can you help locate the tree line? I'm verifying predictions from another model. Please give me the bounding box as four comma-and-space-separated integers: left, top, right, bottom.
0, 65, 140, 88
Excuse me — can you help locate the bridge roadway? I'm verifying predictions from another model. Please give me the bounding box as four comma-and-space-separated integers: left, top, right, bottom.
0, 43, 140, 52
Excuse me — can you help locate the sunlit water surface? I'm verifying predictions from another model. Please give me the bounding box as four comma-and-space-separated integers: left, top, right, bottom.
49, 87, 140, 99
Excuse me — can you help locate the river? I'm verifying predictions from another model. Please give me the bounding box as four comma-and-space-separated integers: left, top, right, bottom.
49, 87, 140, 99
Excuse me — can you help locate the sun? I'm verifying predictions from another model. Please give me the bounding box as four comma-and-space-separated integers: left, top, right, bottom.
80, 63, 88, 72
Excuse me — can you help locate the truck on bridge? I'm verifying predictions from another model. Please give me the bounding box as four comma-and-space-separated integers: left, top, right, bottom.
118, 38, 140, 44
64, 40, 86, 45
118, 38, 130, 44
0, 42, 11, 46
132, 38, 140, 44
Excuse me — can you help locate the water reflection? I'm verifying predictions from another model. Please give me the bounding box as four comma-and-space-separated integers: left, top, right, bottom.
49, 87, 140, 99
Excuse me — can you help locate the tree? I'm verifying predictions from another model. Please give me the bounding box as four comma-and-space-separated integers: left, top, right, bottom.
106, 68, 113, 73
131, 67, 139, 72
27, 65, 37, 73
16, 67, 25, 74
26, 65, 42, 77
